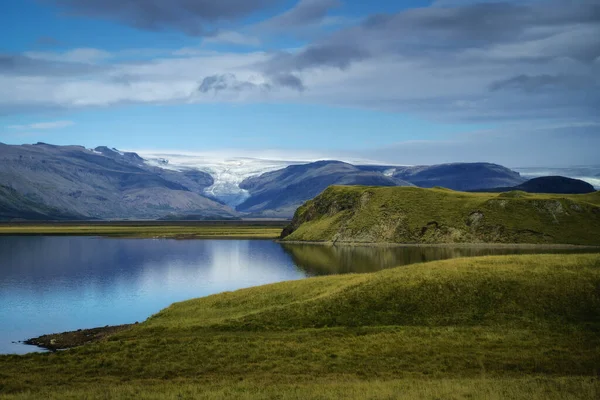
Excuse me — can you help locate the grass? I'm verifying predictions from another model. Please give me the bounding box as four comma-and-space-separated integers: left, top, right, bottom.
282, 186, 600, 245
1, 253, 599, 399
2, 378, 598, 399
0, 223, 285, 239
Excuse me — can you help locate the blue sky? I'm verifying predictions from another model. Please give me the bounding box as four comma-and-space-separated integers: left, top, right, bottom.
1, 0, 599, 166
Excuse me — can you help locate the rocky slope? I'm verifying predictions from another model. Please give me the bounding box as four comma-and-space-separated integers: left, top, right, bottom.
236, 161, 413, 217
281, 186, 600, 245
0, 143, 237, 220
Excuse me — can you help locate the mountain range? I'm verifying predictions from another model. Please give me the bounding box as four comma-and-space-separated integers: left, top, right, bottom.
0, 143, 596, 220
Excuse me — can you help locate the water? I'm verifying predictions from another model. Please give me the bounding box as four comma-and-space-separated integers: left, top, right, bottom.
0, 236, 595, 354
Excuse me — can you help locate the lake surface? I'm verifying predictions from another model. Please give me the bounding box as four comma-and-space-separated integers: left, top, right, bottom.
1, 236, 597, 354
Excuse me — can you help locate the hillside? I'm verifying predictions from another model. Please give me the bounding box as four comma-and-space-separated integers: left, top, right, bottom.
1, 254, 599, 398
236, 160, 413, 217
281, 186, 600, 245
472, 176, 596, 194
0, 185, 83, 221
0, 143, 237, 220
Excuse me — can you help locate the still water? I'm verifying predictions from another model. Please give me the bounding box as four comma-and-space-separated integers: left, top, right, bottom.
0, 236, 595, 354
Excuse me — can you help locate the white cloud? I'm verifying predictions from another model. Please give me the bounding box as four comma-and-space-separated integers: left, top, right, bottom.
204, 31, 261, 47
7, 120, 75, 130
1, 1, 598, 128
24, 48, 113, 64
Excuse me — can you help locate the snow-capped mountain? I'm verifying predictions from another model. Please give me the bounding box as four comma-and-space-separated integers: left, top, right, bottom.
137, 151, 306, 206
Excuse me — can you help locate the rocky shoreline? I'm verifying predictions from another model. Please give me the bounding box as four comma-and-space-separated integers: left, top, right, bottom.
24, 324, 134, 351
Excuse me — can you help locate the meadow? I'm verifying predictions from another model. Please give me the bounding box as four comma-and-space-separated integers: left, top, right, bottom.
1, 253, 598, 399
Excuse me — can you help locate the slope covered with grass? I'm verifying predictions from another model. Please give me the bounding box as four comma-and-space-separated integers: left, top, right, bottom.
281, 186, 600, 245
1, 254, 599, 399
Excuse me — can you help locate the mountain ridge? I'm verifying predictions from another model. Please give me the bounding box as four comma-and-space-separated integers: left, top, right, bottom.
0, 143, 235, 221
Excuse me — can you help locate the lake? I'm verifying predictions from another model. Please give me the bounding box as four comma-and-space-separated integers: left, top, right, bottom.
0, 236, 596, 354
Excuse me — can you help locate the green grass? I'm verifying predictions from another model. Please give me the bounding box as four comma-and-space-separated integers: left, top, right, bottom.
1, 253, 599, 399
282, 186, 600, 245
2, 378, 598, 399
0, 224, 284, 239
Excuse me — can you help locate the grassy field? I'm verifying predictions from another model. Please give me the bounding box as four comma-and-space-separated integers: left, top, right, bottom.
1, 253, 599, 399
0, 222, 285, 239
282, 186, 600, 245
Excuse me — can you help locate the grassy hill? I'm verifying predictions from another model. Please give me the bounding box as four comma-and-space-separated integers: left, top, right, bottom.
281, 186, 600, 245
1, 253, 599, 399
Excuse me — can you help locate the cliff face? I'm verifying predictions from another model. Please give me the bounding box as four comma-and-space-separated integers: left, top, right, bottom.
281, 186, 600, 246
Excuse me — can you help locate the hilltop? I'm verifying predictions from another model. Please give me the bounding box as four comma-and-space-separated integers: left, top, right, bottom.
385, 162, 526, 191
1, 254, 599, 398
281, 186, 600, 245
471, 176, 596, 194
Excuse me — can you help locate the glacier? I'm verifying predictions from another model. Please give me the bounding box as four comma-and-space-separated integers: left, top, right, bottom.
137, 151, 305, 207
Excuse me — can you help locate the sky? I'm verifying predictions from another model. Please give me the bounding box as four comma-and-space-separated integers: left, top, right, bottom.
0, 0, 599, 167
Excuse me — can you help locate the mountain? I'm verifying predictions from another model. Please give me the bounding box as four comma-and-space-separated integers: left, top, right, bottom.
0, 143, 237, 220
386, 162, 526, 191
235, 161, 527, 217
236, 161, 413, 217
471, 176, 596, 194
281, 186, 600, 245
0, 184, 84, 221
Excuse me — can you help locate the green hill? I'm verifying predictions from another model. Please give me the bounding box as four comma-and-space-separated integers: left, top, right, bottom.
281, 186, 600, 245
1, 254, 599, 399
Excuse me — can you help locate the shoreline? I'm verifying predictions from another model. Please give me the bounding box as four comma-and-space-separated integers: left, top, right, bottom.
24, 324, 135, 351
0, 222, 286, 239
278, 240, 600, 249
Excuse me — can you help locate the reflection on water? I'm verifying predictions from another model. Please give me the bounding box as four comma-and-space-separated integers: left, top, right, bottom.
0, 237, 305, 355
281, 243, 598, 276
0, 236, 597, 354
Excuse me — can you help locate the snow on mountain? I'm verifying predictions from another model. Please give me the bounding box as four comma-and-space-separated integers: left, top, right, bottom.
136, 151, 306, 206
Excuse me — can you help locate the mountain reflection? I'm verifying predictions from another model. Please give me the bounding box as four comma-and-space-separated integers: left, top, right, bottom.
1, 237, 596, 354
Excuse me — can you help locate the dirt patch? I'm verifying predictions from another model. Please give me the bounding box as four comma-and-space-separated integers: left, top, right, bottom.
24, 324, 134, 351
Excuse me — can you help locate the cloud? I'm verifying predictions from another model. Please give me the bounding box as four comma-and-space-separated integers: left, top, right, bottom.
0, 54, 105, 76
489, 74, 589, 92
271, 73, 305, 91
7, 120, 75, 130
25, 48, 113, 64
203, 31, 261, 47
2, 0, 599, 127
49, 0, 281, 35
198, 73, 270, 93
198, 72, 304, 93
262, 0, 341, 28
